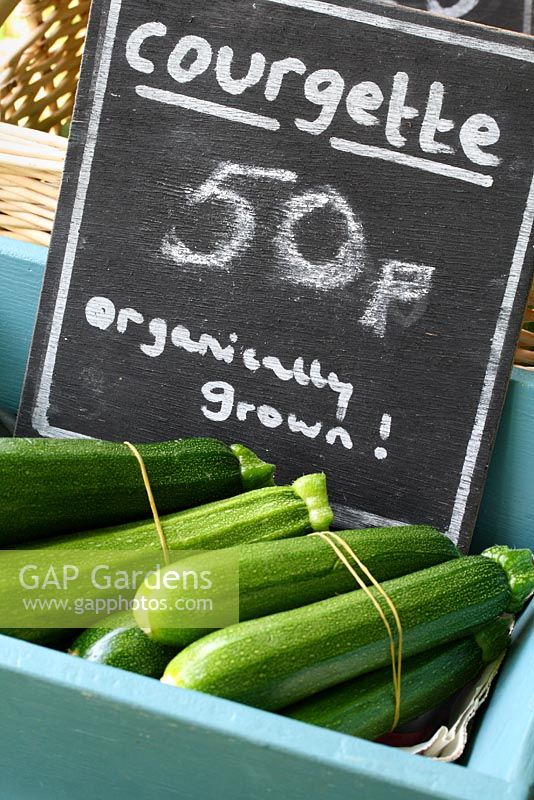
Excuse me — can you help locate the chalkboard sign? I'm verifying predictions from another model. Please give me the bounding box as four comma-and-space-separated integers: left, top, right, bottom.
16, 0, 534, 549
373, 0, 534, 34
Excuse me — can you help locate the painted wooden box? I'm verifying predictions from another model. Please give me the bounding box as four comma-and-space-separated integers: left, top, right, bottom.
0, 554, 531, 800
0, 238, 532, 799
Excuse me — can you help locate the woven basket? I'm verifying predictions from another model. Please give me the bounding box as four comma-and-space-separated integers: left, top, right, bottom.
0, 0, 89, 133
0, 120, 64, 245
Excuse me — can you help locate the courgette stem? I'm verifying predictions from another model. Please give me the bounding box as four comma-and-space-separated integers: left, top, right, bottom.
482, 546, 534, 612
284, 617, 512, 741
230, 444, 275, 491
293, 473, 334, 532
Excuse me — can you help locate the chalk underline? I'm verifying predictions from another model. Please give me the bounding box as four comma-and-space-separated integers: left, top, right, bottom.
136, 85, 493, 188
330, 137, 493, 188
136, 85, 280, 130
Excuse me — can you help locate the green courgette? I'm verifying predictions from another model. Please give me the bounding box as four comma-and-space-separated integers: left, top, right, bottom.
137, 526, 459, 647
284, 616, 512, 740
21, 473, 331, 553
1, 474, 332, 643
162, 547, 534, 710
69, 612, 176, 678
0, 437, 275, 545
4, 628, 77, 648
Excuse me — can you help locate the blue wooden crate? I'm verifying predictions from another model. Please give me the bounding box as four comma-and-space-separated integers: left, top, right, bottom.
0, 594, 531, 800
0, 236, 532, 799
0, 238, 46, 415
475, 367, 534, 551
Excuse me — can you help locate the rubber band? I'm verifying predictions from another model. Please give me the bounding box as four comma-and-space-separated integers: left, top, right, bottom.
310, 531, 403, 730
124, 441, 171, 566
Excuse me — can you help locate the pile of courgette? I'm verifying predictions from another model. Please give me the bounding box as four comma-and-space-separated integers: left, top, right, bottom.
1, 436, 533, 745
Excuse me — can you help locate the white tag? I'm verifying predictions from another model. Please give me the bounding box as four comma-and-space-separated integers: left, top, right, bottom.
401, 653, 505, 761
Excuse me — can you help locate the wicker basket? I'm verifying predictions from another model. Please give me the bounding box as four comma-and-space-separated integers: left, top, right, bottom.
0, 0, 89, 133
0, 120, 64, 245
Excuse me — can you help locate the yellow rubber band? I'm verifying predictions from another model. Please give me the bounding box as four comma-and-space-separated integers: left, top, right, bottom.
310, 531, 403, 730
124, 441, 171, 566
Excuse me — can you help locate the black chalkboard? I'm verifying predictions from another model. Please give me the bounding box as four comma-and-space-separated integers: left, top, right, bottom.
16, 0, 534, 549
373, 0, 534, 34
